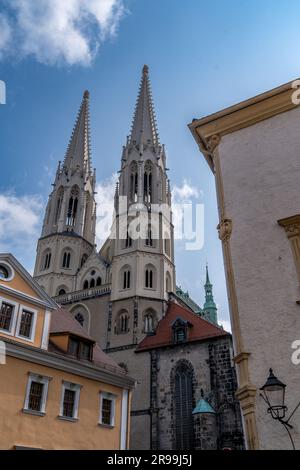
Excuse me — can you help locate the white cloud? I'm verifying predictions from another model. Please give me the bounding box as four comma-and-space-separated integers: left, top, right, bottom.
172, 179, 201, 203
219, 318, 232, 333
95, 172, 118, 246
0, 176, 203, 267
0, 193, 43, 271
0, 0, 125, 65
0, 14, 12, 57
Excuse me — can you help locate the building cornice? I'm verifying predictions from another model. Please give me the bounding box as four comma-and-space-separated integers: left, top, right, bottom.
4, 337, 136, 390
53, 284, 111, 304
0, 283, 57, 311
189, 79, 300, 172
38, 232, 94, 249
135, 332, 230, 353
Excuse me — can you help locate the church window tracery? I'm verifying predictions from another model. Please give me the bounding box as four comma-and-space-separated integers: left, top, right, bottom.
144, 160, 153, 203
62, 250, 71, 269
129, 161, 138, 203
66, 186, 79, 227
173, 362, 194, 450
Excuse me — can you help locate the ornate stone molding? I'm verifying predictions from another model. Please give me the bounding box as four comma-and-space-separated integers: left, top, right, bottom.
278, 214, 300, 237
278, 214, 300, 284
217, 218, 233, 242
206, 134, 221, 153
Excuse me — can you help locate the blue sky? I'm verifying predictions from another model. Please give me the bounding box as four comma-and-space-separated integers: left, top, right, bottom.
1, 0, 300, 330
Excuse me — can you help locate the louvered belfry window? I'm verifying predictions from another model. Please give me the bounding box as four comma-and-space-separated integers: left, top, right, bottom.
174, 363, 194, 450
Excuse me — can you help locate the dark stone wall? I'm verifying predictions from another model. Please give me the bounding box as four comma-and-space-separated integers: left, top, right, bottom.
208, 339, 244, 449
150, 336, 244, 450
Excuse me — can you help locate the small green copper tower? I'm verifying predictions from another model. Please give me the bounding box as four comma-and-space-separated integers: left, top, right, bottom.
203, 264, 218, 324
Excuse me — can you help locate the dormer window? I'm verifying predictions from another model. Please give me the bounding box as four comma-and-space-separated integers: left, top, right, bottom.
175, 328, 186, 343
68, 336, 93, 361
172, 317, 191, 344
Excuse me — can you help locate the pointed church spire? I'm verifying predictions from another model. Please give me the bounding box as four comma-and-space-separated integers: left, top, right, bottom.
63, 90, 91, 176
205, 263, 211, 286
203, 264, 218, 325
130, 65, 159, 147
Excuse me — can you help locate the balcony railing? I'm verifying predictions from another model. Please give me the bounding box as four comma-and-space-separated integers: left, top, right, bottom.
54, 284, 111, 304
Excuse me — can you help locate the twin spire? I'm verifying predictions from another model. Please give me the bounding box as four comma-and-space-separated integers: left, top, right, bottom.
63, 89, 91, 177
61, 65, 159, 178
130, 65, 159, 147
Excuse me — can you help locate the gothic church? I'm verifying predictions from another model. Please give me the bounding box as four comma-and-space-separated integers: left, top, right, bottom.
33, 66, 243, 450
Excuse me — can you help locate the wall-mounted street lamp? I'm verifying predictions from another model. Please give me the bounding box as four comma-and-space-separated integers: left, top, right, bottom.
260, 369, 300, 450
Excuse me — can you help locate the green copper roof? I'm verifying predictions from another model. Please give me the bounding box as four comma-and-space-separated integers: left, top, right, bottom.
175, 285, 203, 314
192, 398, 216, 415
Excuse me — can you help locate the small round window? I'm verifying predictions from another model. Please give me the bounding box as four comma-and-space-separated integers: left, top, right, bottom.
0, 263, 13, 281
0, 265, 9, 279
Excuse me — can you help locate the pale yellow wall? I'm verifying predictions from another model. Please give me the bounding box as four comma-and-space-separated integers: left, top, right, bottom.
0, 268, 40, 299
50, 334, 69, 352
0, 356, 124, 450
0, 290, 45, 349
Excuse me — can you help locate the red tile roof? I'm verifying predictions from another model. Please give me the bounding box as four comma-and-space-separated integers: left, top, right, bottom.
49, 307, 125, 373
136, 301, 229, 352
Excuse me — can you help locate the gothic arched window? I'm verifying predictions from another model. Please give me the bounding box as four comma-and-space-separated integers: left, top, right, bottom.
166, 272, 172, 294
66, 186, 79, 227
115, 311, 130, 334
145, 224, 153, 246
80, 253, 88, 268
144, 160, 153, 203
96, 276, 102, 286
83, 280, 89, 290
90, 278, 95, 288
75, 312, 85, 327
173, 362, 194, 450
145, 267, 154, 289
129, 161, 138, 203
62, 250, 71, 269
143, 310, 156, 334
125, 231, 132, 248
54, 187, 64, 225
123, 269, 131, 289
58, 288, 66, 296
42, 251, 51, 270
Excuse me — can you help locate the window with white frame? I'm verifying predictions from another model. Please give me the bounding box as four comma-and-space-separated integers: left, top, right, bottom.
23, 373, 51, 415
99, 392, 116, 427
59, 381, 81, 420
0, 297, 18, 335
0, 261, 14, 281
16, 305, 37, 342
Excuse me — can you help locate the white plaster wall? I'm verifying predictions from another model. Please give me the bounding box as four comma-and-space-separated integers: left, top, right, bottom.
219, 106, 300, 449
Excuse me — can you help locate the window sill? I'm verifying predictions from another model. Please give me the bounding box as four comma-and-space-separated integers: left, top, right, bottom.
98, 423, 114, 429
22, 408, 45, 417
0, 328, 13, 336
57, 415, 78, 423
15, 334, 34, 343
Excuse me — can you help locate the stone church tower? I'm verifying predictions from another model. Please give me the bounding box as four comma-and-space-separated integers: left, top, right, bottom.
33, 91, 97, 297
33, 66, 243, 450
107, 64, 176, 347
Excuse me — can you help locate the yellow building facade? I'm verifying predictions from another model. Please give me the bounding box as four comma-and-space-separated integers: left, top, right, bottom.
0, 253, 135, 450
